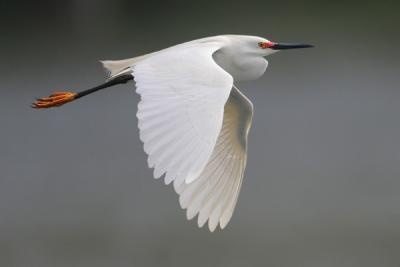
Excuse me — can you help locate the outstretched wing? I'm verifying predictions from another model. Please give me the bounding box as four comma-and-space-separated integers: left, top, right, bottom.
176, 86, 254, 231
133, 42, 233, 188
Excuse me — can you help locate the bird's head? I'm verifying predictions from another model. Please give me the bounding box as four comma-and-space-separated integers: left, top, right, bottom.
215, 35, 314, 81
233, 36, 313, 57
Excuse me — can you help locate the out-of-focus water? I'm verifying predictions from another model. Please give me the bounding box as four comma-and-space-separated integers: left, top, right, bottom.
1, 0, 399, 266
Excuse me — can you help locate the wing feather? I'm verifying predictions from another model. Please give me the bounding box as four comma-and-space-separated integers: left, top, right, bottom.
133, 41, 253, 231
133, 42, 233, 186
177, 86, 254, 231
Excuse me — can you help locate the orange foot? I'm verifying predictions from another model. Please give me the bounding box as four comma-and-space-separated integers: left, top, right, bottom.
32, 91, 77, 109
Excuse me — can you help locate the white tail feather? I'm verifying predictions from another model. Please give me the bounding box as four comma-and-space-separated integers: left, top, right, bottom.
100, 55, 148, 79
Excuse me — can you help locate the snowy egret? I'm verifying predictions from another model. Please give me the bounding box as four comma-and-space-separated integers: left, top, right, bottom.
33, 35, 313, 231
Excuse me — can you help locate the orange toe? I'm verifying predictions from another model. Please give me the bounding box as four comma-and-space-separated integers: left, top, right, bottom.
32, 91, 77, 109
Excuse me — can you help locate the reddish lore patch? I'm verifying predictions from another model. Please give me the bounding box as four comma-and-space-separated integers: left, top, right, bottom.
258, 41, 275, 49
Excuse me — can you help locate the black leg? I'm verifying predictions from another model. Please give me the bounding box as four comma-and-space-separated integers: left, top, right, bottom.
75, 74, 134, 99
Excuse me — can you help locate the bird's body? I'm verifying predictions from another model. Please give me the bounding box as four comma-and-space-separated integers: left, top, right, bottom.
33, 35, 312, 232
102, 35, 270, 82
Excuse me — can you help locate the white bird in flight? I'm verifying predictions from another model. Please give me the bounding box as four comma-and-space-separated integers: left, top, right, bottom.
33, 35, 313, 231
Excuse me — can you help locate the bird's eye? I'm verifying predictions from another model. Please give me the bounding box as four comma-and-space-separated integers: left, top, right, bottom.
258, 42, 268, 49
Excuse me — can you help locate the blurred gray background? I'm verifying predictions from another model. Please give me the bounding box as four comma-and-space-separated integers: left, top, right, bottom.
1, 0, 399, 266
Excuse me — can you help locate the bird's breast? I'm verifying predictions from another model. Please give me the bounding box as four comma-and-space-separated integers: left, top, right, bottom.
213, 52, 268, 82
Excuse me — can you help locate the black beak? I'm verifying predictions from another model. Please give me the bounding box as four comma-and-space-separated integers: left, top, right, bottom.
270, 43, 314, 50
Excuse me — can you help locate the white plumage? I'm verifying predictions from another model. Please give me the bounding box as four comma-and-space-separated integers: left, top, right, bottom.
127, 36, 261, 231
102, 35, 312, 231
